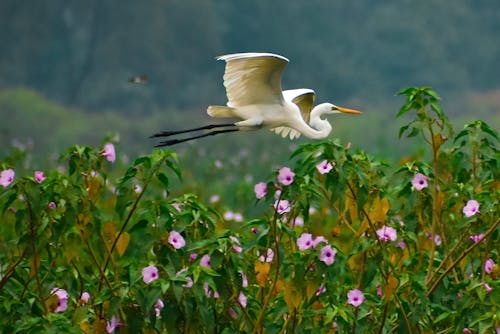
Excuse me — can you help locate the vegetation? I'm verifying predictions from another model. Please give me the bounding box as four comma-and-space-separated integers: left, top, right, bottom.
1, 87, 498, 333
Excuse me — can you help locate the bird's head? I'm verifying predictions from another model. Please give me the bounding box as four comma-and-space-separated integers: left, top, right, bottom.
321, 103, 362, 115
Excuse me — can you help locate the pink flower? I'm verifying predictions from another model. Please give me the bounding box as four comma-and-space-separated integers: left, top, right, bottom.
155, 299, 164, 317
51, 288, 69, 312
142, 265, 159, 284
200, 254, 211, 268
376, 226, 397, 242
238, 292, 247, 308
259, 248, 274, 262
377, 285, 383, 298
469, 233, 485, 243
48, 202, 56, 209
274, 199, 291, 215
101, 143, 116, 163
484, 283, 492, 293
176, 268, 193, 288
312, 236, 328, 248
463, 328, 472, 334
411, 173, 428, 191
319, 245, 337, 266
396, 240, 406, 249
239, 271, 248, 288
168, 231, 186, 249
316, 283, 326, 296
0, 169, 15, 187
292, 216, 304, 227
203, 282, 219, 298
106, 316, 122, 333
172, 203, 182, 212
254, 182, 267, 199
34, 170, 46, 183
316, 160, 334, 174
80, 292, 90, 304
189, 253, 198, 262
229, 307, 238, 319
463, 200, 480, 217
297, 233, 314, 251
347, 288, 365, 307
277, 167, 295, 186
484, 259, 495, 274
230, 236, 243, 253
224, 210, 235, 220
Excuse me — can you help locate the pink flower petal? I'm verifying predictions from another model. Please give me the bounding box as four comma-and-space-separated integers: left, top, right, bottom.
411, 173, 428, 191
0, 169, 15, 187
463, 200, 480, 217
319, 245, 337, 266
254, 182, 267, 199
277, 167, 295, 186
200, 254, 211, 268
297, 233, 313, 251
101, 143, 116, 163
347, 288, 365, 307
168, 230, 186, 249
142, 265, 159, 284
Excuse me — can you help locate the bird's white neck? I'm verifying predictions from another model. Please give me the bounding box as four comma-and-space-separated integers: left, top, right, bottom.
299, 105, 332, 139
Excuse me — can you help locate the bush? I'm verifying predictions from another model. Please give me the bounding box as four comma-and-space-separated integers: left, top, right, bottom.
0, 87, 498, 333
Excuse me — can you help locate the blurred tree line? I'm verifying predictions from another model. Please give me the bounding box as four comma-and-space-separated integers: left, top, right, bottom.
1, 0, 500, 115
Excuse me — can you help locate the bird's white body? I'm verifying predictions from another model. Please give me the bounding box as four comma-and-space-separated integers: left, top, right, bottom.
152, 52, 361, 146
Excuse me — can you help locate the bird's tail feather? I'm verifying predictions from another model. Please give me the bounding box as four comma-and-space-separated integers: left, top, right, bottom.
207, 105, 236, 118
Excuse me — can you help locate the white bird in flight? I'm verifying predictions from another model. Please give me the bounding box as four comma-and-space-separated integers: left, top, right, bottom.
152, 52, 362, 146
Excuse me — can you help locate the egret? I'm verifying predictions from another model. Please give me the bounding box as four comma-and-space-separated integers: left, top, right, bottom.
151, 52, 362, 146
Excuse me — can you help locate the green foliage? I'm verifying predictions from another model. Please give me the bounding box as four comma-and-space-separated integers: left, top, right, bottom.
0, 87, 499, 333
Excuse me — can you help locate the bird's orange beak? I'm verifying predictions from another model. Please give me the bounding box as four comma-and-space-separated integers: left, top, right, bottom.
336, 106, 362, 114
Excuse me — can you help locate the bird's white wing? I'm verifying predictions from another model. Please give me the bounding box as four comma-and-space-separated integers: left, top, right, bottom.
283, 88, 315, 124
217, 53, 289, 107
272, 89, 316, 140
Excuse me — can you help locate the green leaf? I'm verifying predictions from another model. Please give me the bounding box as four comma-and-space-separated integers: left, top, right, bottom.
157, 172, 169, 189
165, 159, 182, 179
430, 101, 445, 118
433, 311, 454, 324
133, 156, 152, 168
120, 166, 137, 185
406, 126, 420, 138
398, 124, 410, 138
396, 87, 416, 96
479, 120, 499, 139
453, 129, 470, 143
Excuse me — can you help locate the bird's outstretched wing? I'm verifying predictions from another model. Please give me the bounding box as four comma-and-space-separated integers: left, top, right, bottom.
283, 88, 315, 124
217, 53, 289, 107
273, 89, 316, 139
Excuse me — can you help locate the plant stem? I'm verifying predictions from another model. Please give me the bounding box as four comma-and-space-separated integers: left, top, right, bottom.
98, 160, 163, 291
425, 120, 440, 283
24, 189, 46, 314
253, 196, 283, 334
427, 218, 500, 297
0, 248, 27, 292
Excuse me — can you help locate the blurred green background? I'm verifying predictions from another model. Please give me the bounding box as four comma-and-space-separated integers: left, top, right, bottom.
1, 1, 499, 185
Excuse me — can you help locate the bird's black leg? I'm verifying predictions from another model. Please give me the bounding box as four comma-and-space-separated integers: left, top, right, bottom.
150, 122, 236, 138
155, 128, 240, 147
